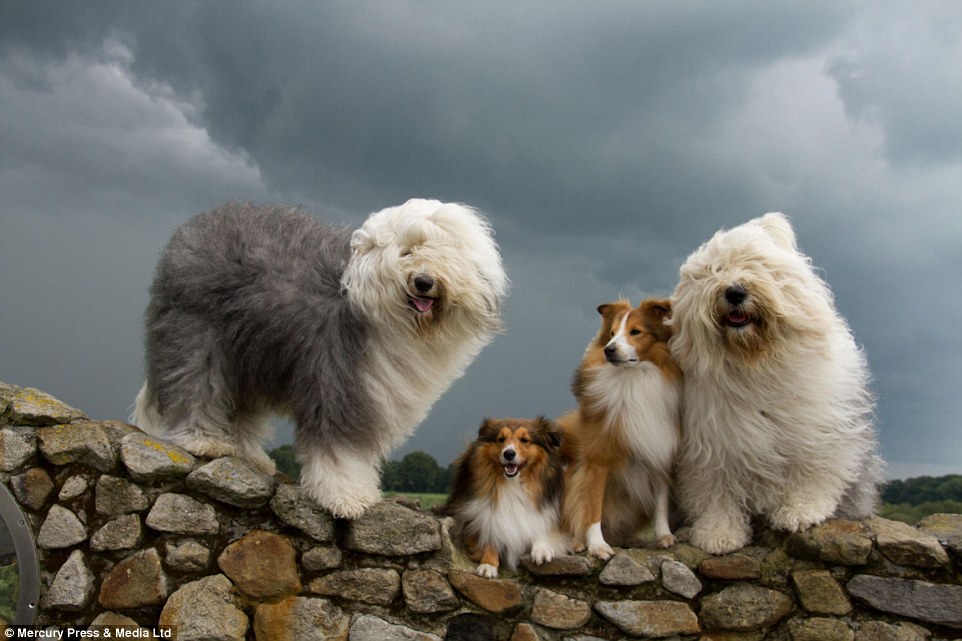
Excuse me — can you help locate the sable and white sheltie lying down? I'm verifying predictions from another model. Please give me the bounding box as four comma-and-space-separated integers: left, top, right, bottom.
446, 417, 569, 577
559, 298, 682, 560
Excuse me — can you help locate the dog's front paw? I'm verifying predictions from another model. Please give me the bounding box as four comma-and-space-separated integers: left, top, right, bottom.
587, 541, 614, 560
476, 563, 498, 578
325, 495, 379, 520
768, 502, 830, 533
655, 533, 677, 549
689, 525, 751, 555
530, 541, 554, 565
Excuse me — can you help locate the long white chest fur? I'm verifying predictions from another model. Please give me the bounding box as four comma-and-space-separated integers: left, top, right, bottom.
461, 481, 562, 569
584, 362, 680, 470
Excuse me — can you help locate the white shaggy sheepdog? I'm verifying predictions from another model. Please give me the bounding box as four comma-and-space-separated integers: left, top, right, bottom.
133, 199, 507, 519
670, 213, 883, 554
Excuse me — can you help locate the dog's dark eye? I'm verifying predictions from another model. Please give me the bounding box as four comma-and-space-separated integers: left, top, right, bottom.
629, 329, 642, 336
520, 437, 529, 444
400, 249, 413, 257
497, 436, 505, 443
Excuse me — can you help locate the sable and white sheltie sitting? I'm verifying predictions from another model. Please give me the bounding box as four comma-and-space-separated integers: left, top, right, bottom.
559, 298, 682, 560
446, 417, 568, 578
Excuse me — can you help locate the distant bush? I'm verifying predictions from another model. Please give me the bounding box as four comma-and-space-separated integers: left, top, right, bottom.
879, 499, 962, 525
882, 474, 962, 505
269, 444, 301, 478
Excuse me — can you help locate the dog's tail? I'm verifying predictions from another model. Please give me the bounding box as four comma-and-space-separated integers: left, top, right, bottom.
130, 382, 165, 436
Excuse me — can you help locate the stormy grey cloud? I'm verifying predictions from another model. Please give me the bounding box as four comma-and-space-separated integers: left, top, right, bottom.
1, 1, 959, 479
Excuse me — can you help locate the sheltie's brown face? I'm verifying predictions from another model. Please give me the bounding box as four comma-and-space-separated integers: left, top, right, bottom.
474, 417, 563, 480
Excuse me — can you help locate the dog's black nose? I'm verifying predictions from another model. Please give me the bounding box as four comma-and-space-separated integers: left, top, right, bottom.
502, 448, 516, 461
725, 285, 748, 306
604, 345, 617, 359
414, 275, 435, 293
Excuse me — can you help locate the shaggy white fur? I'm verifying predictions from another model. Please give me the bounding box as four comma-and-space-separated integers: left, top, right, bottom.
670, 213, 883, 555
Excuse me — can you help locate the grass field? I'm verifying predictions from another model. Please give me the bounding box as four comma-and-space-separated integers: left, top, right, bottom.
386, 492, 448, 509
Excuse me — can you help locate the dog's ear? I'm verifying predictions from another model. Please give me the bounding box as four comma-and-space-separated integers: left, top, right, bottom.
758, 212, 797, 252
641, 299, 673, 341
477, 418, 500, 442
533, 416, 563, 450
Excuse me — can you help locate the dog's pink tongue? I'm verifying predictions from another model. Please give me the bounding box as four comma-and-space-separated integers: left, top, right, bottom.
728, 311, 749, 325
413, 297, 434, 313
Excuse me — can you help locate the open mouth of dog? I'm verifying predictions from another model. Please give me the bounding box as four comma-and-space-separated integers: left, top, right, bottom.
723, 309, 754, 328
502, 462, 526, 479
408, 295, 436, 314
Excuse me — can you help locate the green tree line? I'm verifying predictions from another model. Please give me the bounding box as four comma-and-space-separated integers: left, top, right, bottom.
269, 447, 962, 523
269, 446, 453, 494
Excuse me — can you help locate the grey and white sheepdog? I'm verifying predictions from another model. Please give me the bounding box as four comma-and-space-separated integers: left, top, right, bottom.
133, 199, 508, 518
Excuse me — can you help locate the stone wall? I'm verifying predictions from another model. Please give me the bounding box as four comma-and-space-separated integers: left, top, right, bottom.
1, 382, 961, 641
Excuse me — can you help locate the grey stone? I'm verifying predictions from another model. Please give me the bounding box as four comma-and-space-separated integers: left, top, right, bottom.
37, 421, 117, 471
146, 493, 219, 535
120, 432, 196, 482
89, 611, 144, 632
594, 600, 700, 637
10, 467, 54, 510
42, 549, 94, 611
95, 475, 150, 514
99, 548, 168, 609
186, 456, 276, 507
90, 514, 143, 551
868, 516, 950, 567
918, 512, 962, 555
789, 617, 854, 641
165, 539, 211, 572
7, 386, 87, 425
522, 553, 595, 576
660, 559, 702, 598
855, 621, 932, 641
786, 519, 873, 566
599, 553, 656, 586
160, 574, 248, 641
847, 574, 962, 628
0, 425, 37, 472
307, 568, 401, 606
253, 596, 349, 641
792, 569, 852, 615
0, 381, 14, 413
349, 615, 441, 641
530, 588, 591, 630
301, 545, 342, 571
343, 501, 441, 555
58, 474, 89, 500
270, 482, 335, 542
699, 583, 794, 631
37, 504, 87, 549
402, 569, 459, 613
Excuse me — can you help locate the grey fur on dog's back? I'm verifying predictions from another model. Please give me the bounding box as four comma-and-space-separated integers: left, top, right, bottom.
143, 202, 380, 451
137, 198, 507, 518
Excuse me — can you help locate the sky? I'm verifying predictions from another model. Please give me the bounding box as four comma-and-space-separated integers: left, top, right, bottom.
1, 1, 960, 481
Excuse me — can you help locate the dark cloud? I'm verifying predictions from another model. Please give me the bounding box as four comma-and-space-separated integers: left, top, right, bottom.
1, 1, 960, 479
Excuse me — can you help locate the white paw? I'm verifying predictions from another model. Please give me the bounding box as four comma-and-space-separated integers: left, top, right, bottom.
655, 533, 677, 549
243, 449, 278, 476
326, 496, 378, 520
690, 525, 751, 555
476, 563, 498, 578
769, 503, 829, 532
530, 541, 554, 565
587, 541, 614, 560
